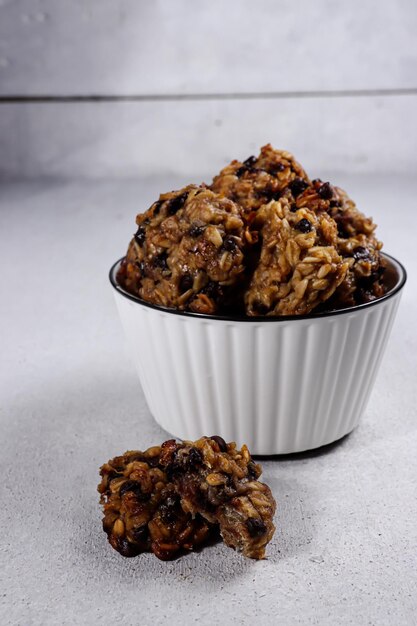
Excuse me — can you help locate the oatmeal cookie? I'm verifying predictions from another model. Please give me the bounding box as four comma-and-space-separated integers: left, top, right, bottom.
98, 448, 214, 560
159, 436, 276, 559
99, 437, 276, 560
210, 144, 310, 213
295, 180, 386, 307
117, 185, 246, 314
116, 146, 387, 316
245, 198, 349, 316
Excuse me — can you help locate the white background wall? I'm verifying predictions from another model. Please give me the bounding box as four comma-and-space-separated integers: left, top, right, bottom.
1, 0, 416, 179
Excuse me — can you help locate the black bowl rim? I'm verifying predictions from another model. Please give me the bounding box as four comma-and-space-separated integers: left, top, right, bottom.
109, 252, 407, 323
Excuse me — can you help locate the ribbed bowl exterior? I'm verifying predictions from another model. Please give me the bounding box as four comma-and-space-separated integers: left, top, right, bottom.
112, 272, 404, 454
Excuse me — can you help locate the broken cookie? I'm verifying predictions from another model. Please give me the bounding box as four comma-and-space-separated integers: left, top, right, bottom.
159, 436, 276, 559
98, 437, 276, 560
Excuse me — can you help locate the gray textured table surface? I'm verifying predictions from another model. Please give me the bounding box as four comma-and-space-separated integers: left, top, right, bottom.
1, 176, 416, 626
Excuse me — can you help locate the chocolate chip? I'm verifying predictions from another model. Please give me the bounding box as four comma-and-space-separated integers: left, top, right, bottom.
131, 526, 148, 544
252, 300, 269, 315
295, 218, 313, 233
353, 246, 371, 261
134, 225, 146, 246
167, 192, 187, 215
288, 178, 309, 198
179, 274, 193, 292
270, 162, 285, 173
115, 537, 140, 557
318, 182, 333, 200
189, 224, 205, 237
244, 156, 257, 167
329, 200, 341, 208
223, 236, 238, 251
337, 223, 350, 238
202, 281, 222, 300
247, 461, 259, 480
159, 494, 181, 523
268, 190, 282, 201
153, 252, 169, 270
186, 447, 203, 470
210, 436, 227, 452
152, 200, 163, 215
235, 166, 247, 178
136, 260, 147, 275
169, 446, 204, 475
106, 470, 121, 481
246, 518, 267, 537
119, 480, 149, 501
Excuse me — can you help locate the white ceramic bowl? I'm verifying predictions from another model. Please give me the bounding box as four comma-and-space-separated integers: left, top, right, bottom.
109, 253, 406, 455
